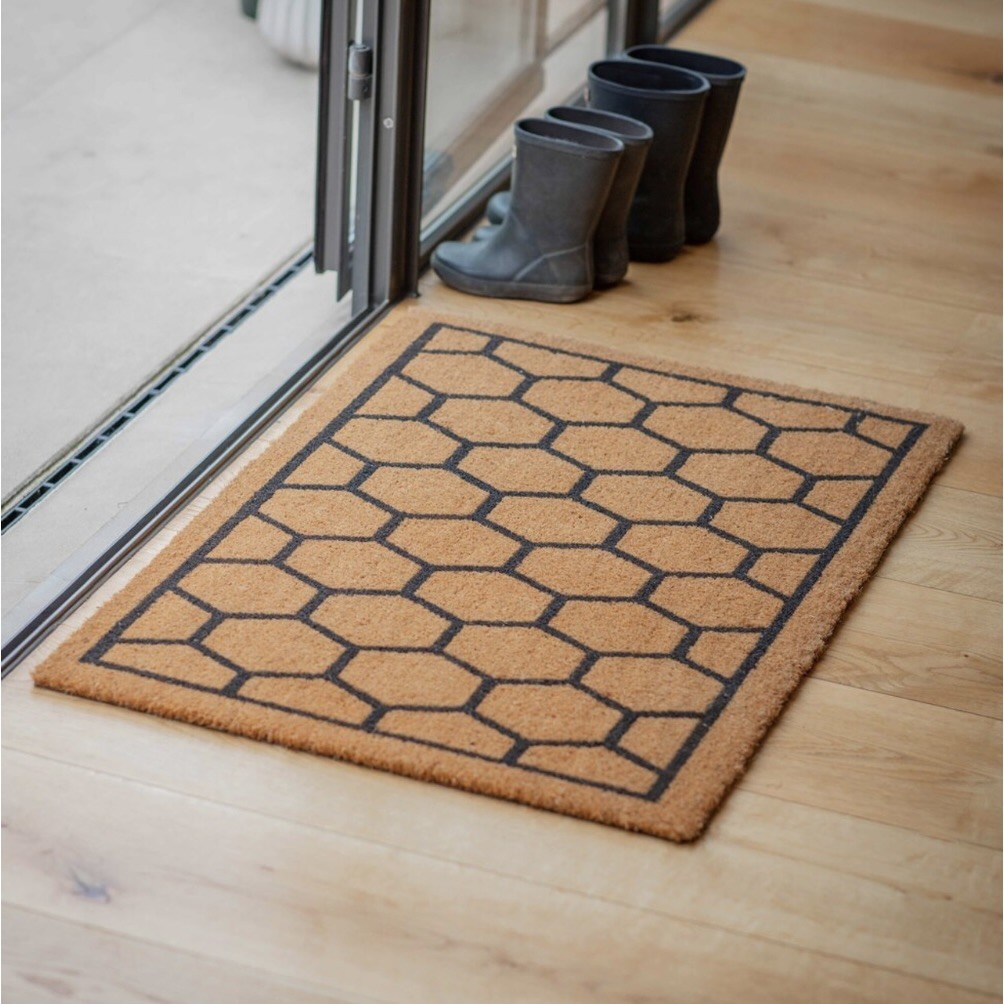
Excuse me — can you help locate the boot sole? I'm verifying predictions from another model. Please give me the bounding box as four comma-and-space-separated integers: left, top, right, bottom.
432, 258, 592, 304
594, 273, 625, 289
628, 242, 684, 263
473, 230, 625, 291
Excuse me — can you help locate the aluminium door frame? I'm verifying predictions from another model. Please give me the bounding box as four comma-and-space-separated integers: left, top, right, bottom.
315, 0, 432, 311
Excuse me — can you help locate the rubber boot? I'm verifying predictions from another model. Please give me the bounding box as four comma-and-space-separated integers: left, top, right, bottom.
626, 46, 745, 245
431, 119, 623, 303
587, 59, 708, 262
482, 194, 508, 226
479, 107, 652, 287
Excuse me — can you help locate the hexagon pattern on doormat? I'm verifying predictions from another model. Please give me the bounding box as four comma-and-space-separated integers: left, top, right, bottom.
66, 321, 933, 808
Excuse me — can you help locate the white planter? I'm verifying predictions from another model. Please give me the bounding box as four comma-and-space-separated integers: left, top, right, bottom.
258, 0, 322, 70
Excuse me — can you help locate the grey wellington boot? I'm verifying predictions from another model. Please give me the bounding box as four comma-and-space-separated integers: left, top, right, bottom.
588, 59, 709, 262
431, 119, 623, 303
626, 46, 746, 245
478, 106, 653, 288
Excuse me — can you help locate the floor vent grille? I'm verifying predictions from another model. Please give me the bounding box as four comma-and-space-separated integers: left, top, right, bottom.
2, 248, 314, 535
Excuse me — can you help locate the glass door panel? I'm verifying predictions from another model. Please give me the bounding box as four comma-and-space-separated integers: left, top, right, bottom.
421, 0, 612, 231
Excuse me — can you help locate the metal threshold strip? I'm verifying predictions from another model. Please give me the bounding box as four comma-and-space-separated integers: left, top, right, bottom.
2, 246, 315, 533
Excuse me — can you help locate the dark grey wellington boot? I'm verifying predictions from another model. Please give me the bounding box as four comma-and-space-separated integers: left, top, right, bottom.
587, 59, 708, 262
626, 46, 745, 245
431, 119, 623, 303
477, 107, 653, 288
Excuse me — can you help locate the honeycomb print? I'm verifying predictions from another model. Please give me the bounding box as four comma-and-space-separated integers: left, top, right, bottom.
82, 323, 927, 802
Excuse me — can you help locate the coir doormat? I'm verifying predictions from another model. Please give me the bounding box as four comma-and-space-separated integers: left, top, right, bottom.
34, 309, 962, 840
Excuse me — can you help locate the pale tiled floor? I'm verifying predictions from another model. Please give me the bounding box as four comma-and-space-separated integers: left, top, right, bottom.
1, 263, 350, 627
2, 0, 319, 498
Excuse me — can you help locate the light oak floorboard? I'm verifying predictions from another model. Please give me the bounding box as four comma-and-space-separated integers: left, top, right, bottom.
4, 751, 999, 1002
2, 906, 370, 1004
740, 679, 1001, 847
732, 51, 1000, 154
686, 0, 1001, 94
5, 668, 1001, 990
797, 0, 1001, 36
814, 577, 1002, 717
875, 486, 1001, 600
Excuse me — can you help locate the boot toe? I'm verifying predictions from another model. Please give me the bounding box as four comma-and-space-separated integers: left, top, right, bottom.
431, 239, 477, 273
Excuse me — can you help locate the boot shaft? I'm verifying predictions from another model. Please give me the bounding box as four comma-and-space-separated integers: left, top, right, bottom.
587, 60, 708, 175
626, 46, 745, 181
508, 118, 623, 252
543, 105, 653, 233
543, 106, 653, 285
587, 59, 708, 259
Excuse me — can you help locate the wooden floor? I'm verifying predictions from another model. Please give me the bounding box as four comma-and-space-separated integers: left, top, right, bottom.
4, 1, 1001, 1000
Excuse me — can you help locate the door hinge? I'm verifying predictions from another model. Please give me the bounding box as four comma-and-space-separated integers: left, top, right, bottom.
347, 44, 373, 101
